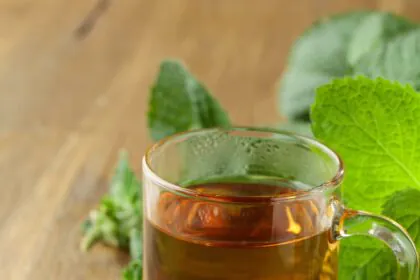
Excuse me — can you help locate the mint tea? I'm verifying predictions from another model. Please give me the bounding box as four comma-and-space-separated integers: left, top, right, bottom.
143, 128, 419, 280
144, 180, 338, 280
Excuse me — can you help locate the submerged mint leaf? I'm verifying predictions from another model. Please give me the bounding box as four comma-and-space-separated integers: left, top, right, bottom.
148, 60, 231, 141
311, 77, 420, 213
278, 11, 371, 121
355, 29, 420, 90
347, 12, 416, 66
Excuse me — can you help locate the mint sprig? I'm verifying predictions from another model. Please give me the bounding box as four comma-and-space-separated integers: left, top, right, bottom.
81, 151, 141, 251
80, 150, 143, 278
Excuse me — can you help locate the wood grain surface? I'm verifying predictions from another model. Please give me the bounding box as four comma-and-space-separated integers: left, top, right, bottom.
0, 0, 415, 279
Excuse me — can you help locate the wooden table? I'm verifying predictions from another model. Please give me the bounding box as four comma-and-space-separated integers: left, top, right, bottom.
0, 0, 413, 279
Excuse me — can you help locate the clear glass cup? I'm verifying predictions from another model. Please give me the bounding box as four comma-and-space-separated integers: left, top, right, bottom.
142, 127, 419, 280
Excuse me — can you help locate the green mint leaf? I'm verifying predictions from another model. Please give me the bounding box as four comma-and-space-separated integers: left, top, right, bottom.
382, 189, 420, 250
311, 77, 420, 279
278, 11, 371, 121
148, 60, 231, 141
355, 28, 420, 90
311, 77, 420, 213
339, 189, 420, 280
347, 12, 416, 66
339, 237, 396, 280
341, 189, 420, 279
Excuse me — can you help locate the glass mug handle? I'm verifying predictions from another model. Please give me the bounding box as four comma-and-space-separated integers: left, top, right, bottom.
332, 201, 419, 279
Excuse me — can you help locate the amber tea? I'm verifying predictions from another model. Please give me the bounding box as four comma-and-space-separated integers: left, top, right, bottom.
144, 180, 338, 280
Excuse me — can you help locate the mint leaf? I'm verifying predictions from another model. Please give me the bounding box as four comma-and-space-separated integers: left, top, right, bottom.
347, 12, 416, 66
278, 11, 371, 121
339, 237, 396, 280
341, 189, 420, 279
311, 77, 420, 213
382, 189, 420, 250
311, 77, 420, 279
355, 29, 420, 90
148, 60, 231, 141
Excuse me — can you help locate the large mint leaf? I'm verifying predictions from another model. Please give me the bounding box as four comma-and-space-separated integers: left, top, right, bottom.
311, 77, 420, 213
148, 60, 230, 141
278, 11, 371, 121
311, 77, 420, 279
347, 12, 416, 66
355, 28, 420, 90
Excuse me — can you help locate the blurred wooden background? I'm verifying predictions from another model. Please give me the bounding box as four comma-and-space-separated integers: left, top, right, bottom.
0, 0, 418, 279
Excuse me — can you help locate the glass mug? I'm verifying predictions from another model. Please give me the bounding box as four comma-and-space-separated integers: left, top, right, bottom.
142, 128, 419, 279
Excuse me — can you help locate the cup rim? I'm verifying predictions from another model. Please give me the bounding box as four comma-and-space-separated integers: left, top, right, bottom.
143, 127, 344, 203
